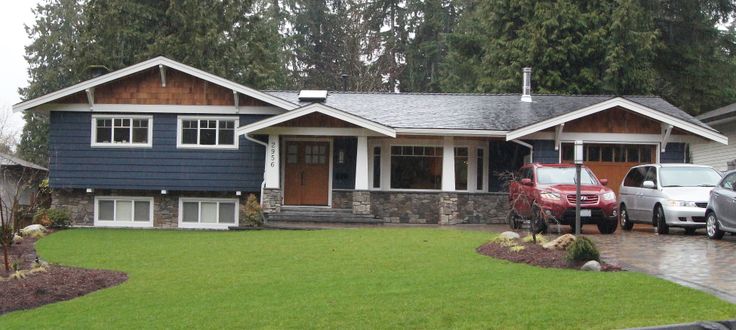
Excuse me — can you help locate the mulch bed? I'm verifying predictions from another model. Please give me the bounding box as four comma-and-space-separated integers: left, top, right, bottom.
476, 237, 622, 272
0, 231, 128, 315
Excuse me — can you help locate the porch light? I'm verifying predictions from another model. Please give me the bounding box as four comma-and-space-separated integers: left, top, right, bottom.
85, 188, 94, 193
236, 191, 242, 196
338, 150, 345, 164
161, 190, 167, 195
574, 140, 584, 165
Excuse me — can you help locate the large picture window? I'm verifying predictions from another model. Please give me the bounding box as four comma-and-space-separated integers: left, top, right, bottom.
92, 115, 152, 147
177, 116, 238, 148
178, 198, 238, 229
94, 197, 153, 227
390, 146, 442, 190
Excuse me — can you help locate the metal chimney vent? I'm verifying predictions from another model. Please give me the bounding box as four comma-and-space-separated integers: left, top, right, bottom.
298, 90, 328, 102
521, 67, 532, 102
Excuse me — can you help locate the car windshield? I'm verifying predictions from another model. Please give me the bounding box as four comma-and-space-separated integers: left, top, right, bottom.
660, 167, 722, 187
536, 167, 598, 185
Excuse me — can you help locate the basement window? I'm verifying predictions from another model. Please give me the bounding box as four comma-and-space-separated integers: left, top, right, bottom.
177, 116, 238, 149
178, 198, 238, 229
94, 196, 153, 228
92, 115, 152, 147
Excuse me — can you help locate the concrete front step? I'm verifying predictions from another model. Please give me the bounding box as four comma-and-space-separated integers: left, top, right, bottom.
267, 208, 382, 225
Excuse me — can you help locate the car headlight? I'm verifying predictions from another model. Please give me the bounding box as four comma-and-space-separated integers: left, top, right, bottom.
666, 200, 698, 207
601, 191, 616, 201
540, 191, 561, 201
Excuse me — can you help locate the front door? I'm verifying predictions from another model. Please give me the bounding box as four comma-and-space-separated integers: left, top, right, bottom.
283, 141, 330, 206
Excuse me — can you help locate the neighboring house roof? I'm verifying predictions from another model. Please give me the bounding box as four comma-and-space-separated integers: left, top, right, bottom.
12, 57, 299, 112
266, 91, 712, 132
0, 153, 47, 171
697, 102, 736, 125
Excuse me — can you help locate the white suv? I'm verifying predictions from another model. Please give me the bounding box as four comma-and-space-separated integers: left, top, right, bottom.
618, 164, 722, 235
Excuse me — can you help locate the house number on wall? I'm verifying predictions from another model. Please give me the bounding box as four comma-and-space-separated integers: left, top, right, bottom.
269, 141, 277, 168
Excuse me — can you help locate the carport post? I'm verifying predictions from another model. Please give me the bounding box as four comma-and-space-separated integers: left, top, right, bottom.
574, 140, 584, 236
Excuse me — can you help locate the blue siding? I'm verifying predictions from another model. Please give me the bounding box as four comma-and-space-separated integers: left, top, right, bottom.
49, 112, 269, 191
530, 140, 558, 163
660, 142, 686, 163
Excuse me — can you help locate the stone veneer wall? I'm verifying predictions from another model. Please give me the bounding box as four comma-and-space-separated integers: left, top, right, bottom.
261, 188, 281, 213
51, 188, 254, 228
369, 191, 509, 225
331, 189, 353, 209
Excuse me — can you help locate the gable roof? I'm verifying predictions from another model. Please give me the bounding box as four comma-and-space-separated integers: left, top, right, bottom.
697, 102, 736, 125
13, 57, 299, 112
266, 91, 724, 143
0, 153, 47, 171
237, 103, 396, 137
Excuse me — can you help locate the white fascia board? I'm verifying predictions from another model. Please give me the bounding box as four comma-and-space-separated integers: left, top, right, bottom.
394, 128, 507, 137
36, 103, 284, 115
236, 103, 396, 137
505, 97, 728, 145
12, 56, 299, 112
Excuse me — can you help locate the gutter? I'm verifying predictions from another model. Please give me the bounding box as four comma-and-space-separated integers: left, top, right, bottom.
511, 139, 534, 163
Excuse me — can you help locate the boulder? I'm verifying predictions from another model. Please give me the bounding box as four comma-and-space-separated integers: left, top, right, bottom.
581, 260, 601, 272
499, 231, 520, 240
542, 234, 576, 250
20, 224, 47, 237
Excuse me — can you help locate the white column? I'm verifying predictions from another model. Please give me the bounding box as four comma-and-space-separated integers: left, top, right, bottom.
380, 140, 391, 189
442, 136, 455, 191
355, 136, 369, 190
468, 147, 478, 191
264, 134, 280, 188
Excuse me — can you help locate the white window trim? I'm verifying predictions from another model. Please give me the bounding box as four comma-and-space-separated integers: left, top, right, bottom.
370, 138, 488, 192
178, 197, 239, 229
91, 114, 153, 148
94, 196, 154, 228
176, 116, 240, 149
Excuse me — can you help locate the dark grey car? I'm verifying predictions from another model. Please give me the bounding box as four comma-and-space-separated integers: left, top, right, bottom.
706, 170, 736, 239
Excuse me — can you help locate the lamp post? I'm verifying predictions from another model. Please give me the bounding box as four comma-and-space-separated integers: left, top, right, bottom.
574, 140, 584, 236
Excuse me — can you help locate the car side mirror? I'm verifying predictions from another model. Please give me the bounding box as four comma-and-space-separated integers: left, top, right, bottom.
521, 178, 533, 186
599, 179, 608, 186
642, 180, 656, 189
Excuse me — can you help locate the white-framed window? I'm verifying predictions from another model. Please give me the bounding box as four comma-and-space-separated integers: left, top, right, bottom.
177, 116, 239, 149
94, 196, 154, 228
178, 198, 239, 229
390, 145, 444, 190
91, 115, 153, 147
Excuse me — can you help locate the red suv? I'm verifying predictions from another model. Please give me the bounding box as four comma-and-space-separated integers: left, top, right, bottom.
508, 163, 619, 234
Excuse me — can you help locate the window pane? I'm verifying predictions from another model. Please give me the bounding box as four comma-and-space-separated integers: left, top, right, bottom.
182, 202, 199, 222
390, 146, 442, 189
561, 144, 573, 161
455, 147, 468, 190
200, 202, 217, 223
477, 149, 484, 190
627, 147, 640, 162
640, 146, 652, 163
218, 202, 235, 224
116, 201, 132, 222
601, 146, 614, 162
114, 127, 130, 143
98, 201, 114, 221
373, 147, 381, 188
133, 127, 148, 143
587, 146, 600, 161
96, 127, 112, 143
134, 201, 150, 222
183, 129, 197, 144
218, 120, 235, 145
200, 128, 216, 145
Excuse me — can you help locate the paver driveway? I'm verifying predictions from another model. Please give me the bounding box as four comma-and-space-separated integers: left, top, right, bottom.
589, 225, 736, 304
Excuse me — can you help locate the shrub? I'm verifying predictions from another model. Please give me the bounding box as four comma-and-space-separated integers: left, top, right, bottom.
34, 209, 71, 229
566, 237, 600, 262
522, 234, 548, 245
241, 194, 264, 227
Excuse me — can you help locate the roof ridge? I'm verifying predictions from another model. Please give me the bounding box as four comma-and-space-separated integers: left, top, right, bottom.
265, 90, 662, 98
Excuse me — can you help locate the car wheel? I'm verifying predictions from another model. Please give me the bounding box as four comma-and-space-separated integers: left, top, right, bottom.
655, 206, 669, 235
597, 219, 618, 234
619, 204, 634, 231
684, 228, 697, 235
706, 212, 725, 240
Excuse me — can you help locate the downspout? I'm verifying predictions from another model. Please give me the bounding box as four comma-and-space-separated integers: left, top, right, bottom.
511, 139, 534, 164
244, 133, 268, 208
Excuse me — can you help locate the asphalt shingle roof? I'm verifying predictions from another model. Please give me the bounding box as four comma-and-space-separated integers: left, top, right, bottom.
266, 91, 714, 132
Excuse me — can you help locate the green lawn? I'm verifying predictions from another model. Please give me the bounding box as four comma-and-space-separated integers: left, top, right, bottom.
1, 228, 734, 329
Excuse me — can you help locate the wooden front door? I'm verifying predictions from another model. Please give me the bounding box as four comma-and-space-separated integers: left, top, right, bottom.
283, 141, 330, 206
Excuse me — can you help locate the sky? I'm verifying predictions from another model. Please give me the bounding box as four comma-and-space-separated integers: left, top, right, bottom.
0, 0, 41, 140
